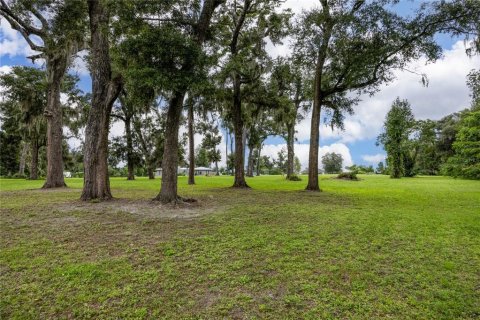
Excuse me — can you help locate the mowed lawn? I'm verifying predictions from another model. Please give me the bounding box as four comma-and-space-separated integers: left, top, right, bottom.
0, 175, 479, 319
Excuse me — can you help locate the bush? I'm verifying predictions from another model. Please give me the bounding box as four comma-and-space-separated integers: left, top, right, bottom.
336, 172, 358, 180
12, 173, 27, 179
286, 174, 302, 181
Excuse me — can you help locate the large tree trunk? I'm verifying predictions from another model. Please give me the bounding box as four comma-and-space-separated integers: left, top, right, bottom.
286, 121, 295, 179
30, 140, 39, 180
43, 55, 68, 188
81, 0, 122, 201
18, 141, 28, 176
125, 116, 135, 180
232, 73, 249, 188
154, 92, 185, 203
187, 97, 195, 185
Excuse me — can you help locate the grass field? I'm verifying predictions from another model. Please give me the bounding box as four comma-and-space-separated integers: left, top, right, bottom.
1, 175, 479, 319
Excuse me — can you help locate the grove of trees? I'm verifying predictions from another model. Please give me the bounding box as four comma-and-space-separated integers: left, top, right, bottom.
1, 0, 479, 203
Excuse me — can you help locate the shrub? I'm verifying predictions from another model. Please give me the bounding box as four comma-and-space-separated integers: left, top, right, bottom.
286, 174, 302, 181
336, 172, 358, 180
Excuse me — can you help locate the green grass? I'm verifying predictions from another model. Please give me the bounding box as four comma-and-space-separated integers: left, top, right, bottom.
1, 175, 479, 319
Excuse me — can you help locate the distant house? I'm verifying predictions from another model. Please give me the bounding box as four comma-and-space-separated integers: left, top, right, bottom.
63, 171, 72, 178
194, 167, 213, 176
155, 167, 213, 177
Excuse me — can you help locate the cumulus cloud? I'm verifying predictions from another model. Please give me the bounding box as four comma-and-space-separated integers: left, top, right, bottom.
361, 153, 386, 164
0, 20, 40, 58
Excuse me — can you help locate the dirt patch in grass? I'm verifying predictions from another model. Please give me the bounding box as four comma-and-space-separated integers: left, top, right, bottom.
57, 198, 218, 220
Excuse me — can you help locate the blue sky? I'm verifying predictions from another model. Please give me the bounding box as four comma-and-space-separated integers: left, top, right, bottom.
1, 0, 478, 169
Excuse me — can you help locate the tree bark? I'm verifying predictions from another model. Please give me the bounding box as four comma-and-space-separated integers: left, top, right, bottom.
125, 116, 135, 180
81, 0, 122, 201
154, 92, 185, 203
232, 73, 249, 188
18, 141, 28, 176
29, 140, 39, 180
286, 121, 295, 180
43, 55, 68, 188
187, 97, 195, 185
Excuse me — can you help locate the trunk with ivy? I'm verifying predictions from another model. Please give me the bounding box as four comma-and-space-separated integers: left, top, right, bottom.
81, 0, 122, 201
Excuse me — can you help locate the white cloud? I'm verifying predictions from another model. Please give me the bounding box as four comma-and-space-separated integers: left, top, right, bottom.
0, 19, 40, 58
70, 50, 90, 76
361, 153, 386, 164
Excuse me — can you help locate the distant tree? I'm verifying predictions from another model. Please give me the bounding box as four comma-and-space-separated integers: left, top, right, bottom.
322, 152, 343, 174
442, 70, 480, 179
294, 156, 302, 175
275, 148, 288, 174
376, 162, 385, 174
377, 98, 415, 178
195, 147, 210, 168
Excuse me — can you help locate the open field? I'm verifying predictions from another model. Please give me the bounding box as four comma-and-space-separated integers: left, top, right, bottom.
1, 175, 479, 319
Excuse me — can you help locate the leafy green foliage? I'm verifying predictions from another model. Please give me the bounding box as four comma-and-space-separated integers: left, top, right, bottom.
322, 152, 343, 174
377, 98, 415, 178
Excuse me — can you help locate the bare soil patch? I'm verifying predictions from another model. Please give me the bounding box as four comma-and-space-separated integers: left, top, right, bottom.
56, 197, 217, 220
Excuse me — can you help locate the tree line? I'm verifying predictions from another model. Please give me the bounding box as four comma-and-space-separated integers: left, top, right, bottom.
0, 0, 478, 202
378, 71, 480, 180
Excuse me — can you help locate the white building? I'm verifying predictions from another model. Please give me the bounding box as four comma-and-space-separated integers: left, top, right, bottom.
155, 167, 213, 177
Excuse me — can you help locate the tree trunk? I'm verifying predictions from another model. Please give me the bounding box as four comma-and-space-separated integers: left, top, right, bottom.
306, 18, 332, 191
256, 144, 262, 176
225, 127, 228, 174
232, 73, 249, 188
43, 56, 68, 188
81, 0, 122, 201
30, 140, 39, 180
152, 0, 219, 203
187, 97, 195, 185
246, 144, 254, 177
215, 161, 219, 175
18, 141, 28, 176
148, 166, 155, 179
125, 116, 135, 180
286, 121, 295, 180
154, 92, 185, 203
